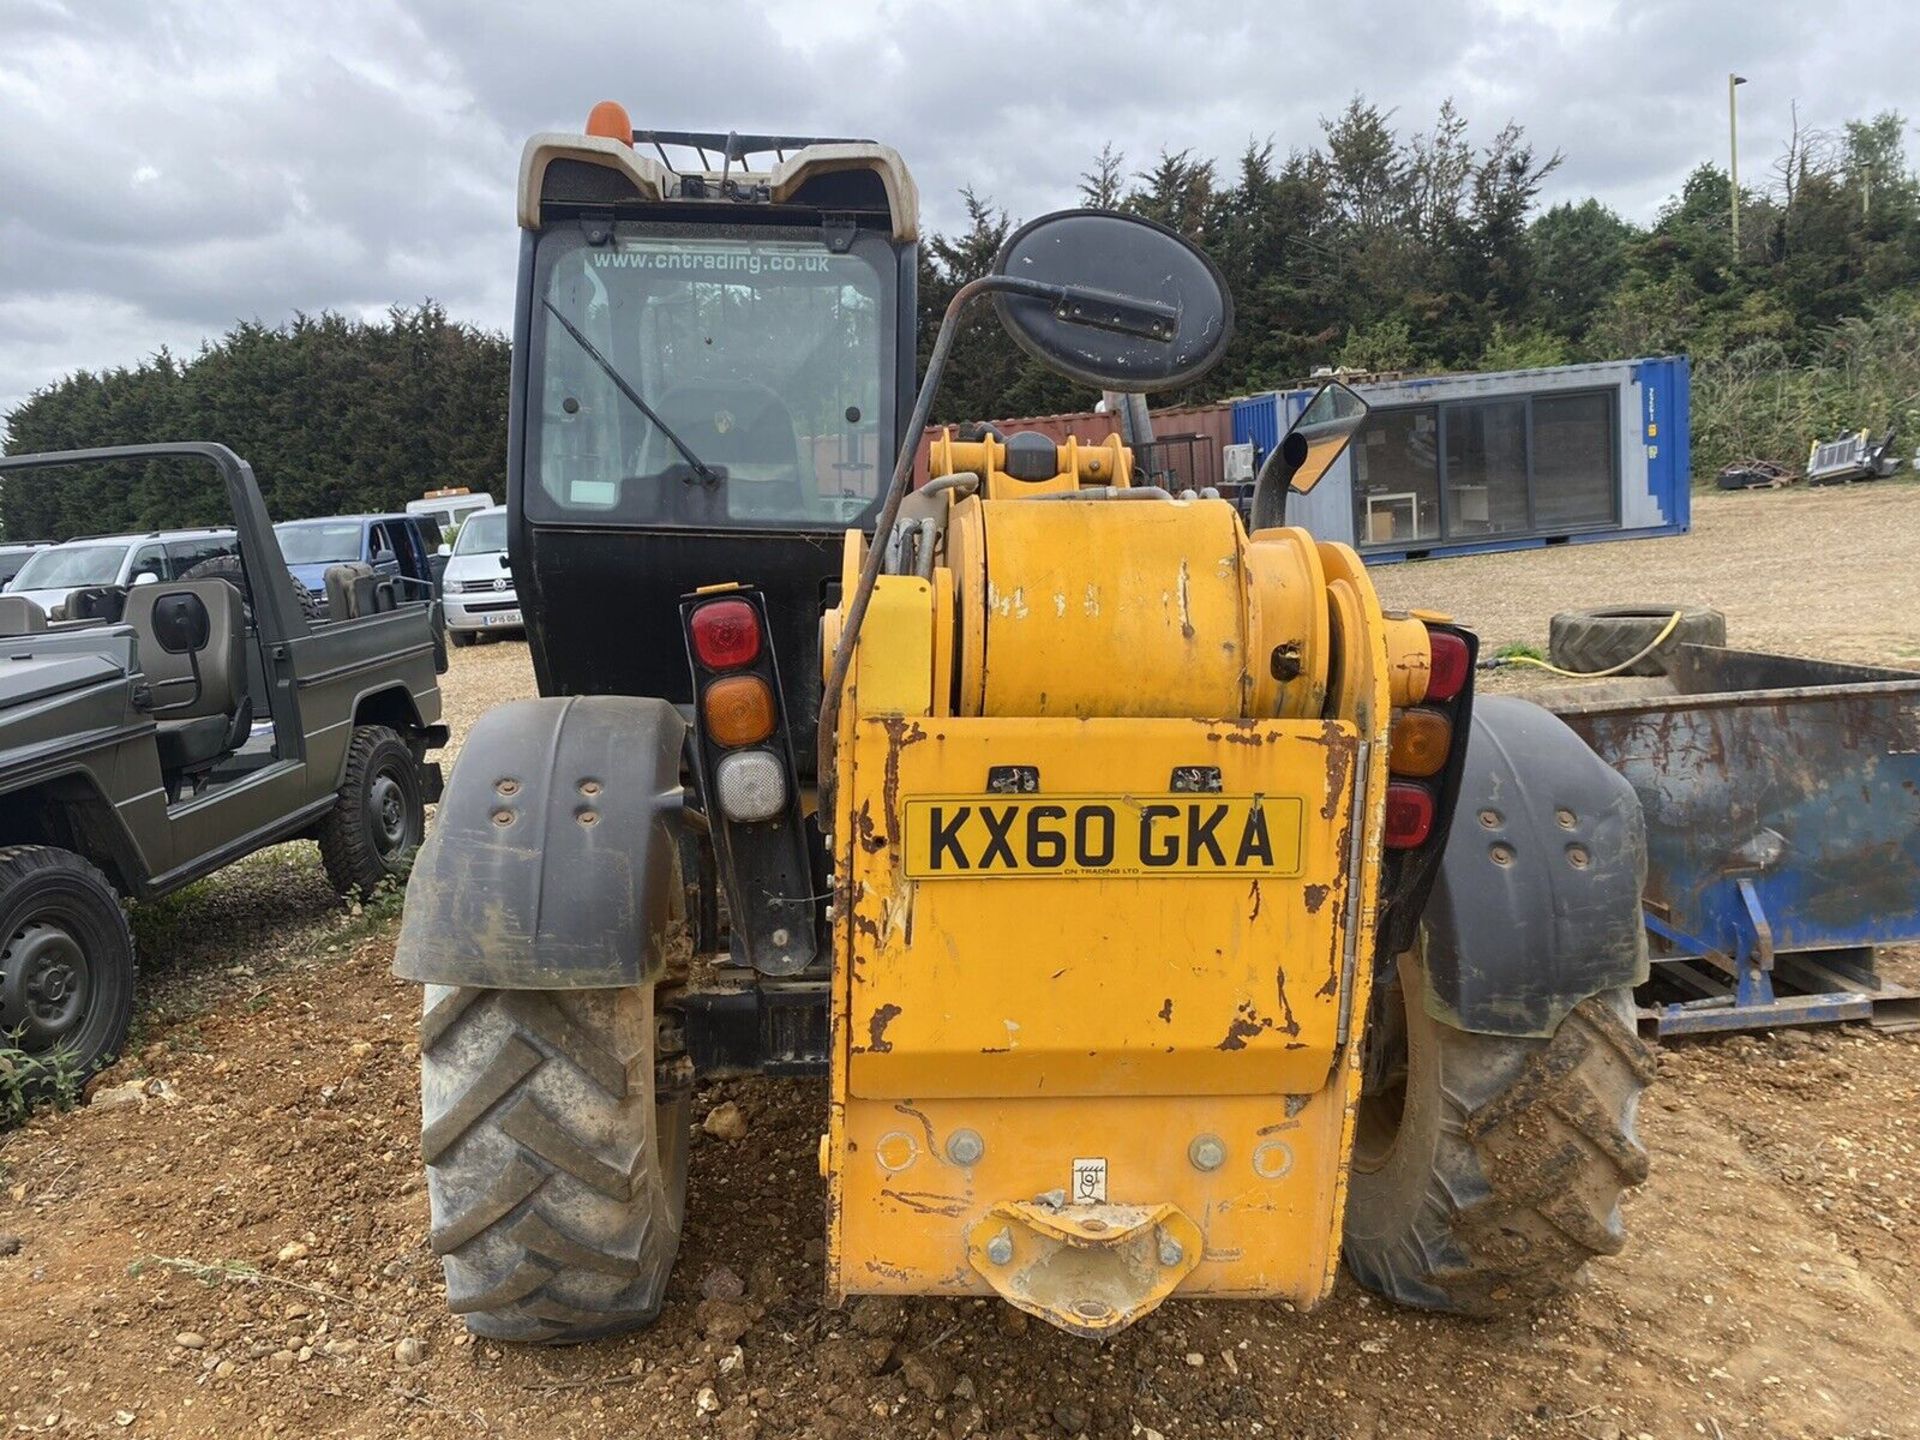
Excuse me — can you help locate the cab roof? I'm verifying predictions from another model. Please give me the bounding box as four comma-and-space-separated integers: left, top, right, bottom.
519, 130, 918, 243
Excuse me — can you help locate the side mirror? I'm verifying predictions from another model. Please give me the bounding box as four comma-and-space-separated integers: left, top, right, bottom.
151, 592, 211, 655
132, 571, 161, 586
1249, 382, 1370, 531
437, 543, 451, 556
374, 549, 396, 566
821, 207, 1234, 802
989, 210, 1233, 392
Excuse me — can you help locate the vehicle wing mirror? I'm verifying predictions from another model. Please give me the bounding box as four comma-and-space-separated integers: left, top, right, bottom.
1249, 382, 1370, 531
132, 571, 161, 586
989, 209, 1233, 392
152, 592, 211, 655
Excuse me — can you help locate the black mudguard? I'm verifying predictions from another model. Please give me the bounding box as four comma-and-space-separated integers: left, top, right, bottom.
1419, 695, 1649, 1038
394, 695, 686, 989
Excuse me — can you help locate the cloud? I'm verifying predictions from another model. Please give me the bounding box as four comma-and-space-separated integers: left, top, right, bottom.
3, 0, 1918, 416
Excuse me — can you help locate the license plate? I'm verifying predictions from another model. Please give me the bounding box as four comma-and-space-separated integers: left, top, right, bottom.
902, 794, 1304, 879
484, 610, 521, 626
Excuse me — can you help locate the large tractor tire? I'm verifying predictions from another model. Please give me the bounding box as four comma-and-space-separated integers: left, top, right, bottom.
419, 983, 690, 1343
1342, 949, 1656, 1316
1546, 604, 1724, 677
0, 846, 136, 1095
317, 725, 426, 899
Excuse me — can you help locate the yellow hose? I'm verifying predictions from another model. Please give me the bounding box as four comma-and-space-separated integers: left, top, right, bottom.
1495, 609, 1686, 679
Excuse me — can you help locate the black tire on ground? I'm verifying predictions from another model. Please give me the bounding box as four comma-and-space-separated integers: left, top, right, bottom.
419, 984, 691, 1342
0, 846, 135, 1089
1342, 948, 1657, 1316
316, 725, 425, 899
1547, 604, 1725, 677
448, 629, 477, 648
179, 554, 325, 625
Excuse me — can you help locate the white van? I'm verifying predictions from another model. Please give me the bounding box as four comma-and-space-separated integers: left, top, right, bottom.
405, 491, 497, 549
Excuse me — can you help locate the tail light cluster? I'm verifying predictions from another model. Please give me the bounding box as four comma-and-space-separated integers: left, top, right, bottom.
1384, 628, 1473, 850
1375, 621, 1477, 961
688, 597, 788, 822
681, 587, 816, 975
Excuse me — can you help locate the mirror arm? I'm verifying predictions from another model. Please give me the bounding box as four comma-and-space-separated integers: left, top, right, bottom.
816, 272, 1010, 803
816, 271, 1188, 806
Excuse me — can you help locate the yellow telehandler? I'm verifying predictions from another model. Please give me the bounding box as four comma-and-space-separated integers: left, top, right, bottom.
395, 105, 1655, 1341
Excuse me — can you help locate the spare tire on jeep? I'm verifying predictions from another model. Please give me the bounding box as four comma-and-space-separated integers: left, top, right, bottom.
180, 554, 324, 624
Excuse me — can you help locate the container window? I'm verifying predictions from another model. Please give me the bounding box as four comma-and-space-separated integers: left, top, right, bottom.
1443, 400, 1529, 539
1350, 405, 1441, 547
1532, 392, 1615, 529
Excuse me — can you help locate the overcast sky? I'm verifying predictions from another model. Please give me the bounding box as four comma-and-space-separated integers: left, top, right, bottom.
4, 0, 1918, 420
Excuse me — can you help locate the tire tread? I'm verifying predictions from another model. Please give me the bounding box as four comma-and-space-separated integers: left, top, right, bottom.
421, 985, 686, 1343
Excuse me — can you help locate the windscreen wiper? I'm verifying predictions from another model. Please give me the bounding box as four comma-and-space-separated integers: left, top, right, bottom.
540, 299, 723, 485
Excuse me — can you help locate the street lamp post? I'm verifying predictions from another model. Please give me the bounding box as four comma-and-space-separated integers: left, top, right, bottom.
1729, 73, 1747, 258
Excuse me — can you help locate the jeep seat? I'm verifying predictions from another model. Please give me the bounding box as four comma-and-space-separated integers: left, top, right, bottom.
0, 595, 49, 634
124, 579, 250, 776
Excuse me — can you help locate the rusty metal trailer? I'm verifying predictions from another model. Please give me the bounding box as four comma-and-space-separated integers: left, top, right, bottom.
1548, 646, 1920, 1037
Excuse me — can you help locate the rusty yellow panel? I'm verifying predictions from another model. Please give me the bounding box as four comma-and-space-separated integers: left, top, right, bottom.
828, 1085, 1354, 1306
974, 499, 1252, 718
841, 716, 1359, 1100
852, 575, 934, 716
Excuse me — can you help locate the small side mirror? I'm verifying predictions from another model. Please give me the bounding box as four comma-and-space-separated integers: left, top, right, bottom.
1249, 382, 1370, 530
132, 571, 160, 586
374, 549, 396, 566
152, 592, 211, 655
437, 543, 451, 556
499, 554, 511, 569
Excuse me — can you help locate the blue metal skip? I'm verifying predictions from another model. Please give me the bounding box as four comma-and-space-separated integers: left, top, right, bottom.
1549, 646, 1920, 1037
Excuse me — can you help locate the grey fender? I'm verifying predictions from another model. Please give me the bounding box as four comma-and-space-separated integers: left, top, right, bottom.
394, 695, 686, 988
1419, 695, 1650, 1037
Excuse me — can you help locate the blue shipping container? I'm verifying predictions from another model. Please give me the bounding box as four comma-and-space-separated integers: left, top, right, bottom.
1231, 357, 1690, 563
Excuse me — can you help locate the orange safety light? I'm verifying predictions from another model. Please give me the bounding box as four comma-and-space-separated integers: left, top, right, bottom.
703, 674, 777, 747
1388, 708, 1452, 778
585, 100, 633, 146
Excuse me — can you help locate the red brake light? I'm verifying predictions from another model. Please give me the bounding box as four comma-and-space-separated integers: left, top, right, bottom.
1426, 630, 1470, 702
690, 598, 761, 669
1384, 782, 1435, 849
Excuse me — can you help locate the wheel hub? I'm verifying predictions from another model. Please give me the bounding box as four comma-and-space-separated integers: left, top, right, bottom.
0, 921, 91, 1051
370, 772, 409, 854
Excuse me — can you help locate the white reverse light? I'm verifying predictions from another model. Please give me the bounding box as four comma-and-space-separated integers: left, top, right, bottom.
715, 749, 786, 823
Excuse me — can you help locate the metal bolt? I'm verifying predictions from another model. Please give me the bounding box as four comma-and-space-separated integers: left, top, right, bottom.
1566, 844, 1590, 869
580, 778, 603, 797
1188, 1135, 1227, 1172
985, 1230, 1014, 1266
1478, 808, 1501, 829
1555, 807, 1576, 829
495, 778, 520, 797
577, 809, 599, 827
770, 927, 791, 948
1489, 842, 1515, 866
491, 809, 514, 827
1159, 1235, 1184, 1267
946, 1129, 985, 1166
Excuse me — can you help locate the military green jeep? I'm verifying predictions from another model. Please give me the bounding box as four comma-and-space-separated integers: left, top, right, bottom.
0, 443, 447, 1087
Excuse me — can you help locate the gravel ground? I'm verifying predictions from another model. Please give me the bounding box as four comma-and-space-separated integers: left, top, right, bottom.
2, 485, 1919, 1439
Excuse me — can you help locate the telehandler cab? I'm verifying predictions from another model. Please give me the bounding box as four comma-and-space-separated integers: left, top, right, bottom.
396, 106, 1655, 1341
